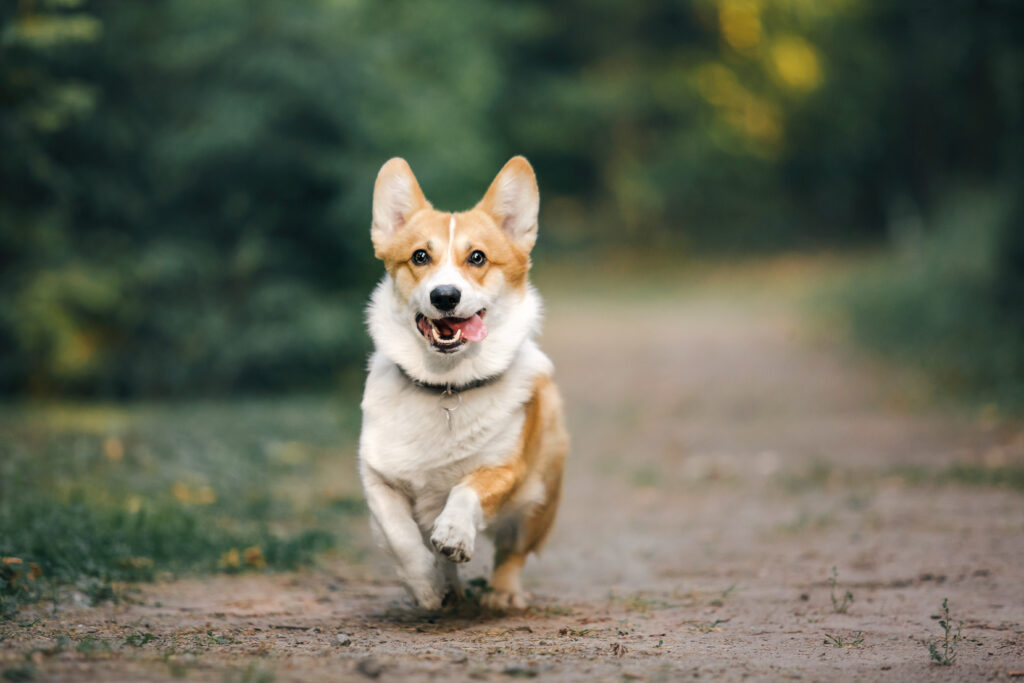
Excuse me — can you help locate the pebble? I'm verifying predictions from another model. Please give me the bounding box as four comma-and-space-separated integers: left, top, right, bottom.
356, 656, 382, 678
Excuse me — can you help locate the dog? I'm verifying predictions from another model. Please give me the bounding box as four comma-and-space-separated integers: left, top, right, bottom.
359, 156, 569, 610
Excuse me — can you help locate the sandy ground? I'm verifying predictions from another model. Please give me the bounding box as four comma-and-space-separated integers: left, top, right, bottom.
3, 273, 1023, 681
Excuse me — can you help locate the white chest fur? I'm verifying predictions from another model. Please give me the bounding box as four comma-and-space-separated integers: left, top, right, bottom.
359, 340, 552, 500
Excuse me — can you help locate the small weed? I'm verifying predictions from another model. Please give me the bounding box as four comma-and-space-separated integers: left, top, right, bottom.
557, 627, 592, 637
686, 619, 728, 633
527, 604, 575, 617
205, 630, 238, 646
824, 631, 864, 647
124, 632, 156, 647
609, 591, 673, 614
708, 583, 738, 607
78, 577, 119, 606
2, 665, 36, 682
616, 618, 637, 635
75, 636, 111, 657
623, 594, 672, 613
829, 566, 853, 613
927, 598, 963, 666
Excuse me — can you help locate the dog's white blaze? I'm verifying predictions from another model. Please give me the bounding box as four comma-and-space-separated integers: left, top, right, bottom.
422, 212, 479, 317
446, 213, 456, 266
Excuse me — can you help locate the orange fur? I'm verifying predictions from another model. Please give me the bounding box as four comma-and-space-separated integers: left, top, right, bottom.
376, 208, 531, 295
465, 373, 568, 606
464, 375, 567, 521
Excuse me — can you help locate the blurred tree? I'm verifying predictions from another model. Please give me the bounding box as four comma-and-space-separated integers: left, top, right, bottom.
0, 0, 104, 393
1, 0, 1021, 397
1, 0, 530, 396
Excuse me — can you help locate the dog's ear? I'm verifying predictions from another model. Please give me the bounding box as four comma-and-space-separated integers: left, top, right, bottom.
476, 156, 539, 252
372, 158, 430, 252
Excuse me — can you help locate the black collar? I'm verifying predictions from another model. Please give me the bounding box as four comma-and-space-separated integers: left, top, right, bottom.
395, 362, 504, 394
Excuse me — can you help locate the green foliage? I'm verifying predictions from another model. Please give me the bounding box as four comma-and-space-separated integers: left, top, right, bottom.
1, 1, 1021, 396
0, 398, 363, 618
831, 190, 1024, 410
1, 0, 525, 396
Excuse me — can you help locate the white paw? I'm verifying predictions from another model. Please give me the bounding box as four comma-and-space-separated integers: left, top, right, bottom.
405, 575, 446, 610
481, 589, 529, 611
399, 559, 447, 610
430, 516, 476, 563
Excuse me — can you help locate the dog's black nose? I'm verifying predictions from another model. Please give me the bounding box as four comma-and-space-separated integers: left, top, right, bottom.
430, 285, 461, 312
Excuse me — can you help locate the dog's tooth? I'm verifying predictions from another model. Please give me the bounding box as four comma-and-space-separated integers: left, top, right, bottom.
452, 328, 462, 342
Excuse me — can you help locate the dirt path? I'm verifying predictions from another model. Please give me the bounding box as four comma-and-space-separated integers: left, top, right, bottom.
4, 272, 1024, 681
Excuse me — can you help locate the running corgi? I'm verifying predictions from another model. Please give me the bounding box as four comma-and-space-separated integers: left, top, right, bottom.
359, 156, 568, 610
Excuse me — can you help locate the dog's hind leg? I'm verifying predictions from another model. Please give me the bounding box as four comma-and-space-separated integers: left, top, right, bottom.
483, 542, 528, 610
482, 474, 562, 611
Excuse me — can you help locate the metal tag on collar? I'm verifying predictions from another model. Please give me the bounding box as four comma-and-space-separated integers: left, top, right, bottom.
439, 384, 462, 431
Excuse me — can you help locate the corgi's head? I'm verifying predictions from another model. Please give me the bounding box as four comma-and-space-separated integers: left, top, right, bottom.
367, 157, 542, 382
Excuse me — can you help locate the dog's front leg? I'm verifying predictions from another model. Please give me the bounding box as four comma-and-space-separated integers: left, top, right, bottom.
361, 466, 445, 609
430, 482, 483, 563
431, 464, 521, 563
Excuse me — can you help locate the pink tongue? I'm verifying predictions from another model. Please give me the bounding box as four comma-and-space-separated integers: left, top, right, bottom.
452, 313, 488, 342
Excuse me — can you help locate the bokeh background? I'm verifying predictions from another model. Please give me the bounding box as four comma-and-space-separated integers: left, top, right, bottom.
2, 0, 1023, 617
3, 0, 1022, 400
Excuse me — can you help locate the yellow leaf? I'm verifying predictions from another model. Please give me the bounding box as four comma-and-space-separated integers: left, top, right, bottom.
243, 546, 266, 568
219, 548, 240, 569
121, 556, 153, 570
172, 482, 191, 503
195, 485, 217, 505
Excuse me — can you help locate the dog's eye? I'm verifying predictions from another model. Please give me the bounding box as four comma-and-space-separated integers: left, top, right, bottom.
467, 250, 487, 266
411, 249, 431, 266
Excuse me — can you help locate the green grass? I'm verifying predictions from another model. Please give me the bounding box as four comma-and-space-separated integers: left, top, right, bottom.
775, 459, 1024, 494
0, 397, 365, 618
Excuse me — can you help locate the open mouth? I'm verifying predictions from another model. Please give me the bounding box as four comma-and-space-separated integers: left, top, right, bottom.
415, 310, 488, 352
